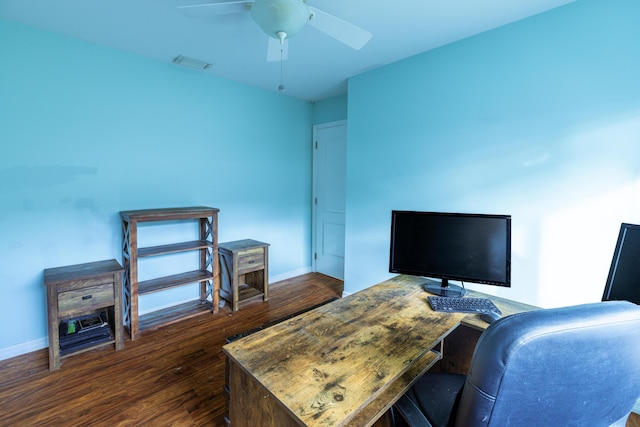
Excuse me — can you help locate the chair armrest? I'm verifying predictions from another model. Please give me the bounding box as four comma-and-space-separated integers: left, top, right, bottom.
393, 395, 433, 427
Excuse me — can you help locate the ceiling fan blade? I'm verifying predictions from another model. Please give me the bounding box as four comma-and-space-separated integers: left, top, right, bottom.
176, 1, 253, 18
307, 7, 372, 50
266, 37, 289, 62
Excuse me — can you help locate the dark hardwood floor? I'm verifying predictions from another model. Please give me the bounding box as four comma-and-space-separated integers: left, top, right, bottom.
3, 273, 638, 427
0, 273, 343, 427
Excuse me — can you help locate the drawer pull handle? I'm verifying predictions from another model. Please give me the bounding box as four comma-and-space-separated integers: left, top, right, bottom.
82, 295, 93, 300
248, 260, 255, 264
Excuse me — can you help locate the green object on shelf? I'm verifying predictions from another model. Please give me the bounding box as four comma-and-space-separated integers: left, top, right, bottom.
67, 321, 76, 334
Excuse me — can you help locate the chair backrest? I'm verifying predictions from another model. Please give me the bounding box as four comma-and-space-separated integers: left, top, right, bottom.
455, 301, 640, 427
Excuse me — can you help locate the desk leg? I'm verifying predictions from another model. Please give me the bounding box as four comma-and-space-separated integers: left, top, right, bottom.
627, 412, 640, 427
262, 247, 269, 302
228, 361, 298, 427
113, 272, 124, 351
440, 325, 482, 375
47, 286, 60, 371
232, 256, 239, 312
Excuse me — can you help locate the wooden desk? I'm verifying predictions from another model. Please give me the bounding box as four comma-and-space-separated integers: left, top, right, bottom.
436, 289, 538, 376
223, 275, 535, 427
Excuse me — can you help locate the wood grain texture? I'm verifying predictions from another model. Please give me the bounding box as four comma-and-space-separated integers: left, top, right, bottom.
119, 206, 220, 222
43, 259, 124, 371
121, 207, 220, 340
0, 273, 343, 426
219, 240, 269, 312
224, 275, 466, 427
459, 288, 539, 331
6, 272, 635, 427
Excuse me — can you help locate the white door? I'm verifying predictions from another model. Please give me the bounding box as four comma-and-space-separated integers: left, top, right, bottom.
312, 121, 347, 280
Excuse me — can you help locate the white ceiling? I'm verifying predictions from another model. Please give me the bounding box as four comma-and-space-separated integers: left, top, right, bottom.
0, 0, 575, 101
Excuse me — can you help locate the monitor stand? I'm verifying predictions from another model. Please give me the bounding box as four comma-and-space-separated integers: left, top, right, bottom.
423, 278, 467, 298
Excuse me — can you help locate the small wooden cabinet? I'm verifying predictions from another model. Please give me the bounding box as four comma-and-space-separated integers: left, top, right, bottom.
219, 239, 269, 311
44, 259, 124, 371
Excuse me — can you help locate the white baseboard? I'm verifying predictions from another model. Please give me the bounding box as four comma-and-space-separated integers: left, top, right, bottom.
270, 267, 313, 284
0, 337, 48, 362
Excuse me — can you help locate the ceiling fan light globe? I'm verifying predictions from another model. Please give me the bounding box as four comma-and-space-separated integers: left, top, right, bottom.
251, 0, 310, 40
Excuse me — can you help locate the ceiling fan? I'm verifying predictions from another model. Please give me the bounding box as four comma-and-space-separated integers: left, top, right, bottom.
177, 0, 372, 62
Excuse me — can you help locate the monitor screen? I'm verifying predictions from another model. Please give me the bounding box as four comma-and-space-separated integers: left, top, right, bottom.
602, 223, 640, 305
389, 211, 511, 297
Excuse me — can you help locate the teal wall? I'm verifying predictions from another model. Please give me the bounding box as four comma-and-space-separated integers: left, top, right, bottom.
346, 0, 640, 307
4, 0, 639, 358
312, 94, 348, 125
0, 19, 318, 355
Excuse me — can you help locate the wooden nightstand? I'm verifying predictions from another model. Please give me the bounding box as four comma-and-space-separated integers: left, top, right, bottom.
219, 239, 269, 311
44, 259, 124, 371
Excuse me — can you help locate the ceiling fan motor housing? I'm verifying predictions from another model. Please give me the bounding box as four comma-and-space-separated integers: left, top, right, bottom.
250, 0, 311, 40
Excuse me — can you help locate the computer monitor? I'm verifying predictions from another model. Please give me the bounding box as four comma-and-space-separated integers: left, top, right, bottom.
602, 223, 640, 305
389, 210, 511, 297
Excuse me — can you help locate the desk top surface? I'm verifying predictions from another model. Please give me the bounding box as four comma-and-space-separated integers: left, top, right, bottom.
224, 275, 471, 427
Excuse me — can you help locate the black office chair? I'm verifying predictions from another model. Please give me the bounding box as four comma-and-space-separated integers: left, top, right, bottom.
392, 301, 640, 427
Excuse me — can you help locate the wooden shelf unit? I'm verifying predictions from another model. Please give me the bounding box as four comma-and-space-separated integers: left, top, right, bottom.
120, 206, 219, 339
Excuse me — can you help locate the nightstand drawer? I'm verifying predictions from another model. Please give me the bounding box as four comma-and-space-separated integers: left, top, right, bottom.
58, 283, 115, 316
237, 249, 265, 272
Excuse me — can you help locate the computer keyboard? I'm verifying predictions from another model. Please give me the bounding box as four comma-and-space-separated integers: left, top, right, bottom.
427, 296, 501, 315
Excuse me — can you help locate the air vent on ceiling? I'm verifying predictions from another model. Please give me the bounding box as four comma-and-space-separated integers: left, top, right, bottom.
172, 55, 212, 70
